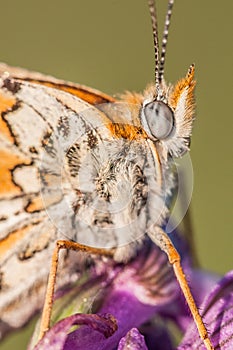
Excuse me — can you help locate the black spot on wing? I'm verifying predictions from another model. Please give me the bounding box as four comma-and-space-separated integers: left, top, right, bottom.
66, 143, 81, 177
2, 78, 21, 94
93, 215, 114, 227
57, 115, 70, 137
41, 130, 57, 158
86, 127, 98, 149
0, 271, 4, 291
10, 160, 34, 193
29, 146, 38, 154
1, 100, 22, 147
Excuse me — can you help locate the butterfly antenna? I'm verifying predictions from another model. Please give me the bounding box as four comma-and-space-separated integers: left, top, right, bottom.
159, 0, 175, 82
148, 0, 160, 96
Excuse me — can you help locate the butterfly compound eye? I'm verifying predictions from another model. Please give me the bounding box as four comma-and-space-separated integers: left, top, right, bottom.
142, 101, 174, 140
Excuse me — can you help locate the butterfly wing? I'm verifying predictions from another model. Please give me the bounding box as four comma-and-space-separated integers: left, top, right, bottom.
0, 70, 115, 336
0, 62, 116, 105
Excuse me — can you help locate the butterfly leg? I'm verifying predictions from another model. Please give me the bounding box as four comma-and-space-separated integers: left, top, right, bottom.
148, 227, 214, 350
38, 239, 114, 341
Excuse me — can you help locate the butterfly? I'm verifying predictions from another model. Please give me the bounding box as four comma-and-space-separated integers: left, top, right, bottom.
0, 1, 214, 349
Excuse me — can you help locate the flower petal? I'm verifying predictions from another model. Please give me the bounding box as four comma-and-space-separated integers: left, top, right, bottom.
190, 269, 220, 307
117, 328, 148, 350
64, 291, 157, 350
31, 234, 187, 350
178, 271, 233, 349
162, 269, 220, 332
63, 242, 180, 349
32, 313, 117, 350
111, 239, 178, 306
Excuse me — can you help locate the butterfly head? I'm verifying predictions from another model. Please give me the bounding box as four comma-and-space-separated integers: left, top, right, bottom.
139, 1, 196, 158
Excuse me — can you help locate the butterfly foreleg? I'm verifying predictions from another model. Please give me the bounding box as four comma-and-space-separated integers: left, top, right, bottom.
148, 227, 214, 350
38, 239, 114, 342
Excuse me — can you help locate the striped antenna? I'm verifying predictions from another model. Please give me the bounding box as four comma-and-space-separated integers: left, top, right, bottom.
147, 0, 160, 95
159, 0, 174, 82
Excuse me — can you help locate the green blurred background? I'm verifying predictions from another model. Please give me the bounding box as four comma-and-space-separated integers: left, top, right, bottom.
0, 0, 232, 348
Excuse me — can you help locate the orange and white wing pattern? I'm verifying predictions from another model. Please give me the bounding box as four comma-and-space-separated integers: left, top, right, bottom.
0, 66, 116, 335
0, 62, 115, 105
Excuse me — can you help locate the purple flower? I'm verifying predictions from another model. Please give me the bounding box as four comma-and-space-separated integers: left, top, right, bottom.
29, 236, 233, 350
117, 328, 148, 350
178, 271, 233, 350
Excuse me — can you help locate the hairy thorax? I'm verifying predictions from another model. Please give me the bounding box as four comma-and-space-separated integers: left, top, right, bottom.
62, 131, 173, 259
